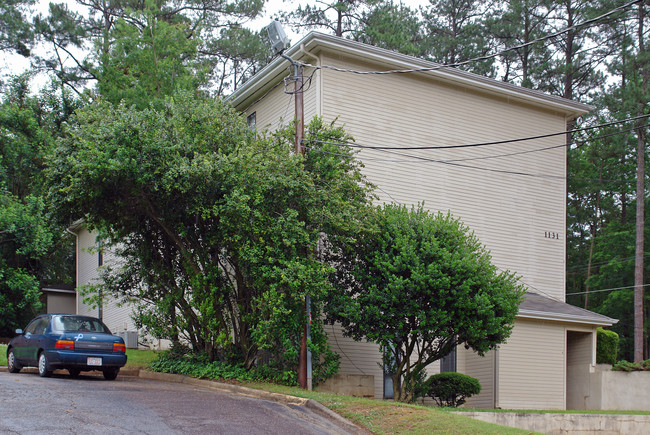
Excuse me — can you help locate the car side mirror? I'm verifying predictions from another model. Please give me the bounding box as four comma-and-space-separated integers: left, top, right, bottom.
15, 329, 23, 335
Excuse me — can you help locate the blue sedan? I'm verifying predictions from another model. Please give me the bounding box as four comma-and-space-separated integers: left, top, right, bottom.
7, 314, 128, 380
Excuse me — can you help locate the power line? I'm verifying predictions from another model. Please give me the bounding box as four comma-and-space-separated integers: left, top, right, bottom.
306, 114, 650, 151
566, 283, 650, 296
306, 123, 648, 167
304, 144, 643, 184
567, 253, 650, 272
298, 0, 641, 76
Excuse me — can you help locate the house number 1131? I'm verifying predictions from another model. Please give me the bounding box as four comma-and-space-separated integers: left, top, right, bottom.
545, 231, 560, 240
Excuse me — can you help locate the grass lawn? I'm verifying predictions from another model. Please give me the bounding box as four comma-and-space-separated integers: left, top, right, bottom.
124, 348, 160, 368
241, 382, 534, 435
0, 344, 159, 369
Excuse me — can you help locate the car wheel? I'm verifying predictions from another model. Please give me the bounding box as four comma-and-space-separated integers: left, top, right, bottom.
38, 352, 52, 377
68, 368, 81, 378
103, 367, 119, 380
7, 349, 21, 373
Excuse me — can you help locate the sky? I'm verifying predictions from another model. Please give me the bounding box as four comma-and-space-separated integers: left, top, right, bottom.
1, 0, 431, 90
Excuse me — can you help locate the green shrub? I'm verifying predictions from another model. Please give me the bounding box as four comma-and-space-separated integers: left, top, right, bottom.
612, 359, 650, 372
596, 327, 619, 364
148, 351, 298, 385
425, 372, 481, 407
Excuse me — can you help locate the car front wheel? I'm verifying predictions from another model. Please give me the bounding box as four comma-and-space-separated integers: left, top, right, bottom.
68, 368, 81, 378
7, 349, 21, 373
38, 352, 52, 377
103, 367, 119, 380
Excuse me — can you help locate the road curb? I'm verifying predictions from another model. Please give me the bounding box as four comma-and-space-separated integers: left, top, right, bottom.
137, 370, 366, 434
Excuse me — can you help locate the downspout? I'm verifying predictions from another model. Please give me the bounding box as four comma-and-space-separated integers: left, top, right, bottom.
494, 348, 499, 408
300, 44, 322, 116
65, 226, 80, 315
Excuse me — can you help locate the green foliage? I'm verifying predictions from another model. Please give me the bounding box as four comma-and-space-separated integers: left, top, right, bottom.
97, 3, 204, 110
424, 372, 482, 407
596, 327, 619, 365
0, 76, 78, 336
325, 204, 524, 402
149, 351, 298, 386
280, 1, 370, 37
33, 0, 266, 97
612, 359, 650, 372
354, 2, 423, 57
0, 0, 34, 57
422, 0, 495, 77
47, 92, 373, 382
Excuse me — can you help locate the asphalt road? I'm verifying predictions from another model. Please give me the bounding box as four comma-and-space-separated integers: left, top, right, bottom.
0, 371, 352, 434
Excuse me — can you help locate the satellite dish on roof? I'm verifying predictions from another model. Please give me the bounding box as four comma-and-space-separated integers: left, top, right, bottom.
265, 20, 290, 54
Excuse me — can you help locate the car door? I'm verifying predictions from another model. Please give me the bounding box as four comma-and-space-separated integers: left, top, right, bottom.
13, 318, 40, 363
23, 317, 49, 365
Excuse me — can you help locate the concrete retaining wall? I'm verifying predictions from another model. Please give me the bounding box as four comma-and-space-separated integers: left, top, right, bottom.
582, 364, 650, 411
458, 412, 650, 434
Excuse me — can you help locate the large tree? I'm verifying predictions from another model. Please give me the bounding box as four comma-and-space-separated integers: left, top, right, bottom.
280, 0, 371, 37
46, 92, 374, 381
33, 0, 266, 98
565, 0, 649, 361
353, 1, 424, 57
0, 0, 34, 58
0, 75, 78, 336
422, 0, 496, 77
324, 204, 524, 402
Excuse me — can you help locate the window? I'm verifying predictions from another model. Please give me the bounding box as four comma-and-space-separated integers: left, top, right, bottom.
247, 112, 256, 131
440, 346, 457, 373
52, 316, 110, 334
25, 317, 49, 335
34, 317, 50, 335
24, 318, 41, 334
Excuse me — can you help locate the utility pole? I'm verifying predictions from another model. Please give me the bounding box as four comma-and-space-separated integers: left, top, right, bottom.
293, 62, 310, 390
266, 20, 312, 389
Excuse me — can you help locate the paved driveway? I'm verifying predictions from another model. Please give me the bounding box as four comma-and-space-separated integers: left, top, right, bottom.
0, 371, 354, 434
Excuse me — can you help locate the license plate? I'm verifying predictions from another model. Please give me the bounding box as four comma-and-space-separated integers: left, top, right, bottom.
87, 357, 102, 366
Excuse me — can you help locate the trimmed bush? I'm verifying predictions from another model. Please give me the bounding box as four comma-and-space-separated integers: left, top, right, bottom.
596, 327, 619, 365
425, 372, 481, 407
612, 359, 650, 372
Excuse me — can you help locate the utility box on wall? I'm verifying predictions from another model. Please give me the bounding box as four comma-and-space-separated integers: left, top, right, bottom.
118, 331, 138, 349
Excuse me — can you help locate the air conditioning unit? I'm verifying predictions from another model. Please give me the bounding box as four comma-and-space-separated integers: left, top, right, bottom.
118, 331, 138, 349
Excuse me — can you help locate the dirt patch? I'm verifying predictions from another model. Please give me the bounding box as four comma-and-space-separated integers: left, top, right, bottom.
342, 403, 432, 433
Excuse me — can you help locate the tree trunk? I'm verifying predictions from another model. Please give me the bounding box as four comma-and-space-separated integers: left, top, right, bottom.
634, 1, 647, 363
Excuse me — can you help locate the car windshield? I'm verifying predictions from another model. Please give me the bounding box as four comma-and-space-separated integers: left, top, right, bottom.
51, 316, 111, 334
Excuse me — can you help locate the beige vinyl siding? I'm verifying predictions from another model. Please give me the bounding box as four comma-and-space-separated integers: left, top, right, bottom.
244, 69, 320, 135
325, 323, 384, 399
496, 318, 566, 410
566, 329, 595, 409
76, 228, 98, 318
462, 348, 496, 408
319, 53, 567, 302
75, 228, 137, 334
46, 292, 76, 314
567, 330, 594, 366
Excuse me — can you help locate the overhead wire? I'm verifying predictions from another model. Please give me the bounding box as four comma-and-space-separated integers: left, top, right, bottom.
306, 114, 650, 151
566, 283, 650, 296
305, 122, 648, 166
295, 0, 642, 76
